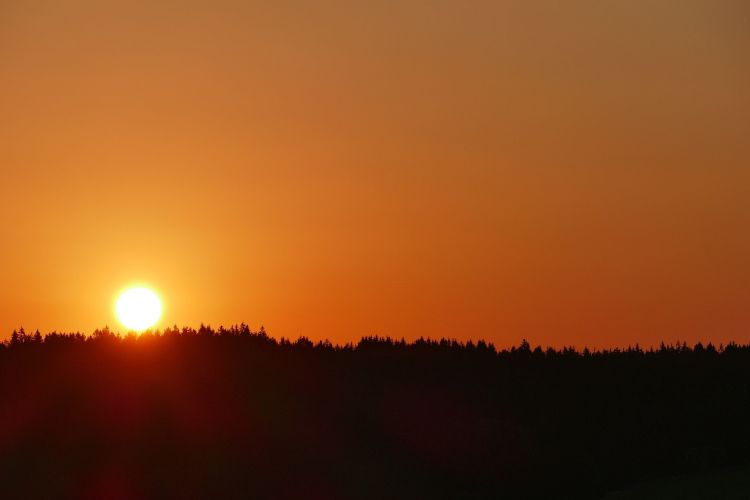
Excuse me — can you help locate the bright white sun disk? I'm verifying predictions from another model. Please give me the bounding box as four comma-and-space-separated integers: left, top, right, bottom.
116, 287, 162, 331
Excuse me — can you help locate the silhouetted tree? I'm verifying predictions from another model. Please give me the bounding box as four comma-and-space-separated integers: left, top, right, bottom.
2, 328, 750, 499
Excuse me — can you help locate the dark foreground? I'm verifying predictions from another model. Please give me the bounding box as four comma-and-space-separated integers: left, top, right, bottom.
1, 327, 749, 499
602, 461, 750, 499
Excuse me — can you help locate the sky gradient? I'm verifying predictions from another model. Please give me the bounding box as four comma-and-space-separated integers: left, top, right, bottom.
1, 1, 748, 347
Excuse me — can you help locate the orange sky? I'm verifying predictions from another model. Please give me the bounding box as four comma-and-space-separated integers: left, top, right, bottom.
1, 1, 748, 347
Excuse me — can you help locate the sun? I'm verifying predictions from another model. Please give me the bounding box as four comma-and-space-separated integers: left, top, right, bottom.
115, 286, 163, 332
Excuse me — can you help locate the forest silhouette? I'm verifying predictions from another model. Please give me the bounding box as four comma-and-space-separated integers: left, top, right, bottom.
2, 325, 749, 499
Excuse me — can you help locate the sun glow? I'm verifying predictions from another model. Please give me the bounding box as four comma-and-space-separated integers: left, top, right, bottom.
115, 287, 163, 332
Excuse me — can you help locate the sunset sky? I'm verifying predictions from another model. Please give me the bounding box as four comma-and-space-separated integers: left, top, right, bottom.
1, 1, 748, 347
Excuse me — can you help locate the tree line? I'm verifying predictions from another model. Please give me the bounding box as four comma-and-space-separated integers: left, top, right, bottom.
1, 325, 749, 499
3, 324, 738, 358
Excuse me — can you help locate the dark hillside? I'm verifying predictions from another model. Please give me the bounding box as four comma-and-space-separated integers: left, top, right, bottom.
1, 326, 749, 499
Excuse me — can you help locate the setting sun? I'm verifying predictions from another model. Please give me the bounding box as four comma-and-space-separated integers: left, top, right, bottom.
115, 287, 163, 332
